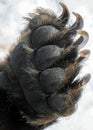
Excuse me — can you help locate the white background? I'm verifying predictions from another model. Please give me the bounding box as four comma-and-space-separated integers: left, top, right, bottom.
0, 1, 93, 130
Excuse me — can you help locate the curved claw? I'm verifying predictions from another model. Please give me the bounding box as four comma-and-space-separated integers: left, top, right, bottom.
80, 74, 91, 87
73, 74, 91, 90
70, 12, 84, 30
75, 50, 90, 65
80, 49, 90, 61
59, 3, 70, 26
74, 30, 89, 49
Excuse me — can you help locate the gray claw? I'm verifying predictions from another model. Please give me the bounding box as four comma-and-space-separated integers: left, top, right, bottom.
74, 30, 89, 49
59, 3, 70, 25
70, 12, 84, 30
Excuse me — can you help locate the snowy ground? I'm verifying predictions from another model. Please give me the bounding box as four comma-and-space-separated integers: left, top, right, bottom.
0, 0, 93, 130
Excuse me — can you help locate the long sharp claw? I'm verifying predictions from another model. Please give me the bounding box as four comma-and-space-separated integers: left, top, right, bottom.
74, 74, 91, 90
74, 30, 89, 49
79, 49, 90, 61
81, 74, 91, 86
75, 49, 90, 65
59, 3, 70, 25
70, 12, 84, 30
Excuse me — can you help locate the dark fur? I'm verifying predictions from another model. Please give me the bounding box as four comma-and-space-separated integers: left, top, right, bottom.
0, 3, 90, 130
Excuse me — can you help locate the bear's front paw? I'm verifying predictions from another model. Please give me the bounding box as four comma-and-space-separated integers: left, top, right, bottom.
10, 3, 91, 126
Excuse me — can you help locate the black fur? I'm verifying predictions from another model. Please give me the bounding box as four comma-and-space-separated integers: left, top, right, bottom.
0, 3, 91, 130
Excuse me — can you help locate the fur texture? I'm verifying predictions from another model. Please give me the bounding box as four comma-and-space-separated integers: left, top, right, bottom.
0, 3, 91, 130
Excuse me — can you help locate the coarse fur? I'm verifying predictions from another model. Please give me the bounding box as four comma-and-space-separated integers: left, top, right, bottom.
0, 3, 91, 130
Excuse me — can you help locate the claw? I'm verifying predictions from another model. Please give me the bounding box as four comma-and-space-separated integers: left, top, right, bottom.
70, 12, 84, 30
79, 49, 90, 61
59, 3, 70, 25
74, 49, 90, 66
74, 30, 89, 49
73, 74, 91, 90
75, 57, 86, 65
80, 74, 91, 86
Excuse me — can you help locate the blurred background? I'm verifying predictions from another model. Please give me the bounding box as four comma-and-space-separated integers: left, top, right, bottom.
0, 0, 93, 130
